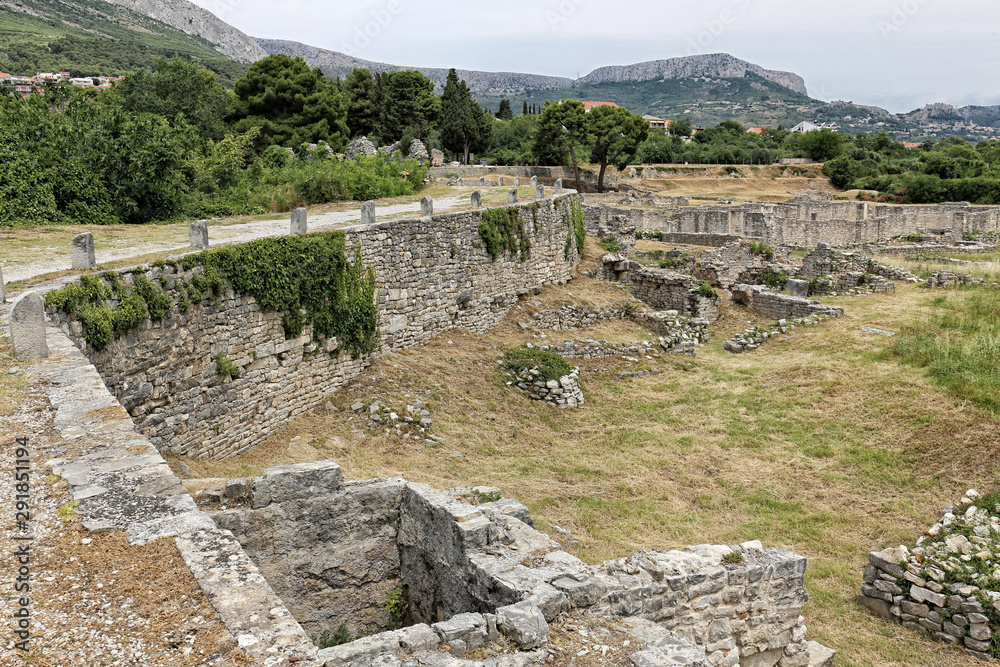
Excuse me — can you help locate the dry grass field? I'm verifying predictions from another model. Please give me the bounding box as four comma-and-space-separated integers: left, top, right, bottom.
626, 164, 838, 202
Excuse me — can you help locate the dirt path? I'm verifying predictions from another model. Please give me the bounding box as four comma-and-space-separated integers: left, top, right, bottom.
4, 196, 468, 285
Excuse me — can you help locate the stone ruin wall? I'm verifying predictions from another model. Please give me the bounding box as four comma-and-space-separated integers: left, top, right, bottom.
587, 200, 1000, 248
601, 257, 720, 322
210, 461, 831, 667
46, 195, 582, 460
731, 285, 845, 322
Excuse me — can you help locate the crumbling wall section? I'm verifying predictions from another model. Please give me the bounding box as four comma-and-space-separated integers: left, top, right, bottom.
731, 284, 844, 321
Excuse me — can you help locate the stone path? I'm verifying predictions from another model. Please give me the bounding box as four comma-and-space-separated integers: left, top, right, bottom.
4, 196, 469, 285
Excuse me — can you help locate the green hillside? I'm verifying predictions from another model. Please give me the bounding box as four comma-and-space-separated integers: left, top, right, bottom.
0, 0, 246, 84
477, 73, 819, 128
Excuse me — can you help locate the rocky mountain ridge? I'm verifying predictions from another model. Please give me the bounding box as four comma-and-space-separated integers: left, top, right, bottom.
576, 53, 808, 96
103, 0, 266, 63
255, 39, 809, 99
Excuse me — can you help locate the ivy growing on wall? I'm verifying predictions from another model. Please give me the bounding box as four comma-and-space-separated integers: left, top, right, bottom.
478, 207, 531, 261
202, 234, 379, 358
561, 197, 586, 259
45, 232, 380, 358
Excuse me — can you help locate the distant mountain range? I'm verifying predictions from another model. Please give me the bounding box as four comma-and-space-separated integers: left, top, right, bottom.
2, 0, 997, 141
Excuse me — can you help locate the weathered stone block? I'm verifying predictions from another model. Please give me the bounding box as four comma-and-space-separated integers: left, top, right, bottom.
249, 460, 344, 508
785, 279, 809, 297
509, 189, 518, 204
290, 207, 308, 235
420, 196, 433, 216
71, 232, 96, 270
536, 185, 545, 199
361, 200, 376, 225
10, 291, 48, 359
554, 178, 563, 194
189, 220, 209, 249
471, 191, 482, 208
496, 601, 548, 649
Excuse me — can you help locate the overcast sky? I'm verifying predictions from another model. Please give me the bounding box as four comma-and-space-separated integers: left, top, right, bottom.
190, 0, 1000, 113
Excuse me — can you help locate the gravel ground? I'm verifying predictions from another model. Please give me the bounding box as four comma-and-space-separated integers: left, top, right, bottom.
4, 196, 468, 285
0, 331, 247, 666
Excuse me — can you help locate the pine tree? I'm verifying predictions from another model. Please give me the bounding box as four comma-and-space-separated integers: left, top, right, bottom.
496, 99, 513, 121
440, 68, 492, 164
522, 101, 529, 116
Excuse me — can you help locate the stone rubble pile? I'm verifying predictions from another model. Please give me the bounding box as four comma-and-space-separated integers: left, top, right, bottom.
723, 315, 837, 354
508, 366, 584, 408
806, 272, 897, 297
344, 136, 376, 160
860, 489, 1000, 660
923, 271, 992, 288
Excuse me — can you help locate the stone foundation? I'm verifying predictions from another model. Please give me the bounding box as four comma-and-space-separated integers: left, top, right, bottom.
731, 284, 844, 322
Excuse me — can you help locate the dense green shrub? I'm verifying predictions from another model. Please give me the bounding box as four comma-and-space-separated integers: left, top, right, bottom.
503, 348, 573, 382
479, 207, 530, 260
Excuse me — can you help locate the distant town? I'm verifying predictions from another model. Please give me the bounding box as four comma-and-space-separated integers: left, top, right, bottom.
0, 71, 121, 98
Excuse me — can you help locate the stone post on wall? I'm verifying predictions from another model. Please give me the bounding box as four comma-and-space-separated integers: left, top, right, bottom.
530, 176, 537, 188
71, 232, 97, 270
420, 196, 433, 216
9, 292, 48, 359
554, 179, 563, 194
536, 186, 545, 200
189, 220, 209, 249
514, 177, 520, 187
0, 263, 5, 304
361, 200, 376, 225
508, 189, 518, 204
290, 207, 308, 235
498, 176, 504, 186
471, 191, 482, 208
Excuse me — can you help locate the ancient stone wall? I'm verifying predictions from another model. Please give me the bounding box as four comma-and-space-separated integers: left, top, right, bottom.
46, 195, 582, 459
603, 199, 1000, 247
207, 461, 833, 667
731, 284, 845, 321
602, 256, 720, 321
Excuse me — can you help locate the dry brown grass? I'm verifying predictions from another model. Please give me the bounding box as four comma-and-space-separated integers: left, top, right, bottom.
632, 164, 837, 202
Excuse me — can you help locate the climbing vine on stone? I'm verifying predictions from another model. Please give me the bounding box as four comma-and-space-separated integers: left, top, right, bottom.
45, 231, 381, 359
478, 207, 530, 260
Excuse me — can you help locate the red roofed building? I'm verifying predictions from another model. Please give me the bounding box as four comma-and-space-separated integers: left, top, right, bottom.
747, 127, 764, 135
901, 142, 922, 149
582, 101, 620, 112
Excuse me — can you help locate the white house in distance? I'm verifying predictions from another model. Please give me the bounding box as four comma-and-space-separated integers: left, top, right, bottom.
790, 120, 841, 133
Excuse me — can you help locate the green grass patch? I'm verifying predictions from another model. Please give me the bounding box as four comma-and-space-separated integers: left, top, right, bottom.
893, 287, 1000, 415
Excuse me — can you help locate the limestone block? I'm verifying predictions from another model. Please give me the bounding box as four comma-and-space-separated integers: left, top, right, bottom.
431, 148, 444, 167
420, 196, 433, 216
496, 601, 548, 649
530, 176, 537, 187
0, 263, 5, 303
471, 191, 482, 208
628, 632, 711, 667
514, 177, 520, 187
10, 291, 48, 359
432, 613, 489, 650
498, 176, 504, 186
536, 186, 545, 199
508, 189, 518, 204
785, 279, 809, 298
361, 200, 376, 225
290, 207, 308, 235
71, 232, 97, 270
249, 460, 344, 508
554, 178, 563, 194
189, 220, 209, 249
